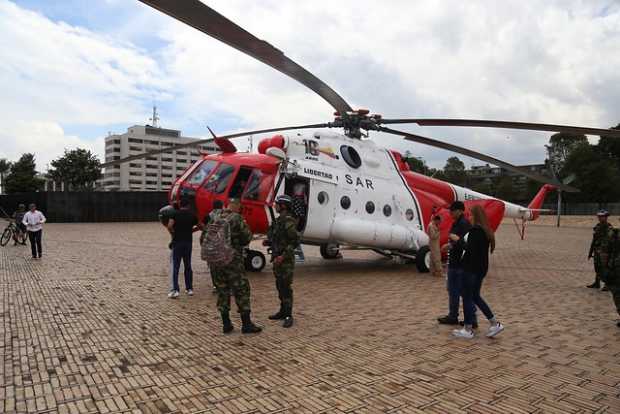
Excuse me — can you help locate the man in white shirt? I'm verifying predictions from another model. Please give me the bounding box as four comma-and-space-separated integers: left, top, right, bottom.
22, 203, 46, 259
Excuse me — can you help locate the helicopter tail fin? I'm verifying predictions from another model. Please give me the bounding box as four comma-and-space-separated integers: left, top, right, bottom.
527, 184, 556, 220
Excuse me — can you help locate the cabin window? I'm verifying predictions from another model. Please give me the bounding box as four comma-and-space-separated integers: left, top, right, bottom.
242, 169, 274, 202
340, 145, 362, 169
203, 163, 235, 194
365, 201, 375, 214
317, 191, 329, 205
383, 204, 392, 217
405, 209, 414, 221
229, 167, 253, 199
187, 160, 218, 186
340, 195, 351, 210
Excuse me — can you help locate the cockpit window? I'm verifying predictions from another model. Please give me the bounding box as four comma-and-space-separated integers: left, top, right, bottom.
204, 163, 235, 194
242, 170, 262, 200
187, 160, 218, 186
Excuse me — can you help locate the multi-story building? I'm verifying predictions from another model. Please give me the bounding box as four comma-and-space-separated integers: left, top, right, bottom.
466, 163, 549, 200
103, 125, 218, 191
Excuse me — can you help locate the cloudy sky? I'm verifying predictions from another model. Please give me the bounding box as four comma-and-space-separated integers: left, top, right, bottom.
1, 0, 619, 172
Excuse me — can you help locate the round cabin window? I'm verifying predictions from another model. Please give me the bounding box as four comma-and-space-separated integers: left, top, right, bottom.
340, 196, 351, 210
318, 191, 329, 205
340, 145, 362, 169
366, 201, 375, 214
405, 209, 414, 221
383, 204, 392, 217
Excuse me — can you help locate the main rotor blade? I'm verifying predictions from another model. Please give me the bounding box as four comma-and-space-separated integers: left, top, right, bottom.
138, 0, 353, 114
378, 126, 579, 193
380, 119, 620, 138
101, 123, 329, 168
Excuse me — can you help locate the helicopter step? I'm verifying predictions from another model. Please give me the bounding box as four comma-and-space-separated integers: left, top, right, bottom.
371, 247, 431, 273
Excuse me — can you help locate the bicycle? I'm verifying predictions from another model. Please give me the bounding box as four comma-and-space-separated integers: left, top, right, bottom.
1, 221, 27, 247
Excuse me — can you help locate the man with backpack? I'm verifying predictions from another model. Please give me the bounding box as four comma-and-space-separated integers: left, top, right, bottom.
265, 195, 300, 328
201, 199, 224, 294
203, 198, 261, 334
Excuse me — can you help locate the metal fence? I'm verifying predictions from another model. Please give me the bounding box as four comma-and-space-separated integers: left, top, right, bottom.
0, 192, 168, 222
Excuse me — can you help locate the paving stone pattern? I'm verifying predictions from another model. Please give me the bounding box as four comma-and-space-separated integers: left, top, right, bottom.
1, 221, 619, 413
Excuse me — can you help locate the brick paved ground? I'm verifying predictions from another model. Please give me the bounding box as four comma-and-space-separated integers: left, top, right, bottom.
1, 219, 619, 413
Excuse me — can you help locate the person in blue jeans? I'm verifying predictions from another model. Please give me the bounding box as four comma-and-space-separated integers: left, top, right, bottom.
437, 201, 471, 326
453, 205, 504, 339
166, 197, 200, 298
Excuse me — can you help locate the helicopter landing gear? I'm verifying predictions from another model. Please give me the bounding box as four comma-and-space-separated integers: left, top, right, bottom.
415, 246, 431, 273
320, 243, 341, 260
245, 249, 266, 272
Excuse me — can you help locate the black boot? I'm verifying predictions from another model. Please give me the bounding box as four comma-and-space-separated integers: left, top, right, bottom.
269, 304, 286, 320
587, 282, 600, 289
241, 311, 262, 334
221, 311, 234, 334
282, 305, 294, 328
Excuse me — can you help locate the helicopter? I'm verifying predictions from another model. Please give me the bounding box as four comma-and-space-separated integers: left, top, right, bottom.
102, 0, 620, 273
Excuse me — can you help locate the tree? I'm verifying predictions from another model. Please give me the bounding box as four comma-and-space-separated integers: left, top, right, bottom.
546, 132, 587, 176
48, 148, 102, 191
495, 176, 516, 201
404, 156, 430, 175
563, 142, 620, 204
0, 158, 10, 194
443, 156, 466, 186
596, 123, 620, 165
4, 154, 43, 194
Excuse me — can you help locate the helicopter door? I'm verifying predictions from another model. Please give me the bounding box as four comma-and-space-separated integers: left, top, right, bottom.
241, 168, 275, 234
284, 177, 310, 232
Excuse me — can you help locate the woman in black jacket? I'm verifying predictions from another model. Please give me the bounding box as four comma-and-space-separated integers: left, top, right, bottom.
452, 205, 504, 339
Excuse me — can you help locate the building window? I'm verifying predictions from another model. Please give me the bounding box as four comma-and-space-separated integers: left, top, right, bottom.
129, 146, 142, 152
340, 196, 351, 210
383, 204, 392, 217
365, 201, 375, 214
176, 159, 187, 163
317, 191, 329, 205
129, 163, 141, 168
128, 138, 143, 143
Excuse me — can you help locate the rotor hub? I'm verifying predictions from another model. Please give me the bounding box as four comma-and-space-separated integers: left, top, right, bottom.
329, 109, 383, 138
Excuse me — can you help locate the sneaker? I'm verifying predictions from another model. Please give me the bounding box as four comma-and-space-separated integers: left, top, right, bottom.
452, 328, 474, 339
186, 289, 194, 296
437, 315, 459, 325
601, 285, 609, 292
486, 322, 504, 338
167, 290, 179, 299
459, 321, 479, 329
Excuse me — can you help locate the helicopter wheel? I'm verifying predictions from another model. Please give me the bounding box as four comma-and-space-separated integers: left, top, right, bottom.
415, 246, 431, 273
320, 243, 341, 260
245, 250, 266, 272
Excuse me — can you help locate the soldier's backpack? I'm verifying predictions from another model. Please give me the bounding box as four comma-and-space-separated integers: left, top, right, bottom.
201, 212, 235, 267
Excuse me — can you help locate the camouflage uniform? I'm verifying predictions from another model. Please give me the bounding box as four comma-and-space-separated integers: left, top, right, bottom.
602, 228, 620, 320
589, 222, 613, 287
267, 211, 300, 313
208, 209, 253, 314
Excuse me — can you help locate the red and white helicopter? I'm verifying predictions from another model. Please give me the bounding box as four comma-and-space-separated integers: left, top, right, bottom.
104, 0, 620, 272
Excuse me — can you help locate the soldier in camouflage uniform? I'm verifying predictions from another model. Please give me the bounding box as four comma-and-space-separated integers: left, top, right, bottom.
602, 223, 620, 327
264, 195, 300, 328
207, 199, 262, 334
587, 210, 613, 290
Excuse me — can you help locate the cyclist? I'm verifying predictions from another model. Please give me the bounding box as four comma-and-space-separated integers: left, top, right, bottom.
11, 204, 26, 245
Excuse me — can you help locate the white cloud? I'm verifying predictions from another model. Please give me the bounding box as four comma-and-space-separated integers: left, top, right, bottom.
1, 0, 619, 173
0, 0, 170, 170
144, 0, 620, 167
